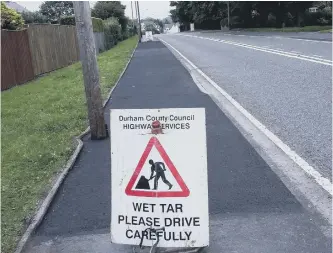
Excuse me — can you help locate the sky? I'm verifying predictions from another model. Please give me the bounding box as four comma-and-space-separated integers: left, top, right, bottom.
16, 1, 172, 19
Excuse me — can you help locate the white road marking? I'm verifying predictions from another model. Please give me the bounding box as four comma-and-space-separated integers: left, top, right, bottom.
291, 38, 332, 43
181, 34, 332, 66
220, 41, 332, 63
196, 32, 332, 43
159, 37, 332, 195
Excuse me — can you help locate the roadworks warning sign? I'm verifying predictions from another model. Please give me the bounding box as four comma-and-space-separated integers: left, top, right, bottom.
110, 108, 208, 248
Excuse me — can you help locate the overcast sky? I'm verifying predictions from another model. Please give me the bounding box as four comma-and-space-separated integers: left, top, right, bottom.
16, 1, 172, 19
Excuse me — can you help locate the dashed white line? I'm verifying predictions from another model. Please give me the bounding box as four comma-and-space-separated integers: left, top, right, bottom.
181, 34, 332, 66
289, 38, 332, 44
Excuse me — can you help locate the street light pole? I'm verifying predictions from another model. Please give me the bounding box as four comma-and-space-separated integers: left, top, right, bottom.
131, 1, 134, 28
227, 1, 230, 30
73, 1, 107, 140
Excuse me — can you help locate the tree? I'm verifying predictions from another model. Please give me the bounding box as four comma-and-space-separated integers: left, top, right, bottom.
40, 1, 74, 23
170, 9, 179, 23
162, 16, 172, 24
91, 1, 128, 31
144, 20, 161, 34
21, 11, 48, 24
143, 17, 164, 32
169, 1, 316, 29
170, 1, 195, 30
192, 1, 226, 23
285, 2, 313, 26
1, 2, 24, 30
170, 1, 226, 29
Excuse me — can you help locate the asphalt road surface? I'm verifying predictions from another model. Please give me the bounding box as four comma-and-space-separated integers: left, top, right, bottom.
23, 41, 331, 253
159, 31, 332, 180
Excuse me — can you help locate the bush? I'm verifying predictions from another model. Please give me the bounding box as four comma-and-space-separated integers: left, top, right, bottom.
121, 29, 129, 40
220, 16, 243, 29
21, 11, 48, 24
128, 25, 137, 36
103, 17, 122, 50
267, 13, 276, 27
60, 16, 104, 32
220, 17, 228, 27
59, 16, 75, 25
230, 16, 242, 29
285, 12, 295, 27
1, 2, 24, 30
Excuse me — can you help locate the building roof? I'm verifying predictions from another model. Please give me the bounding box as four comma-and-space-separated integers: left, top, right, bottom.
4, 1, 28, 13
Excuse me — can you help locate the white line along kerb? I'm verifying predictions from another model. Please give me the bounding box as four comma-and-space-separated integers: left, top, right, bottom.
159, 38, 332, 196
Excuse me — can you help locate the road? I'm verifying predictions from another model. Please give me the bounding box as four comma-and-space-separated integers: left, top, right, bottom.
159, 31, 332, 180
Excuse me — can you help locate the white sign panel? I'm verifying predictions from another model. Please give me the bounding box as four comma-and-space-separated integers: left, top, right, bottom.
145, 31, 153, 41
110, 108, 208, 248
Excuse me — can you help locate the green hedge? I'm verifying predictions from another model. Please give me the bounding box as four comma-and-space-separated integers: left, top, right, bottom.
103, 17, 122, 50
92, 17, 104, 32
59, 16, 104, 32
59, 16, 75, 25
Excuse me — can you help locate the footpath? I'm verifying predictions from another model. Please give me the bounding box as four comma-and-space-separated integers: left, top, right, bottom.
23, 41, 331, 253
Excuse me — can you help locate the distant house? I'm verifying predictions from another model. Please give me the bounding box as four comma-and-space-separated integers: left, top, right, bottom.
163, 24, 173, 33
308, 7, 318, 13
164, 23, 180, 34
141, 22, 146, 31
4, 1, 28, 13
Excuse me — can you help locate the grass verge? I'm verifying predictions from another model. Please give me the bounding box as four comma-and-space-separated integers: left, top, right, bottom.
319, 29, 332, 33
1, 36, 138, 253
244, 25, 332, 32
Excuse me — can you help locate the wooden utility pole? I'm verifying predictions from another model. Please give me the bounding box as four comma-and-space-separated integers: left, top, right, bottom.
136, 1, 142, 42
73, 1, 107, 140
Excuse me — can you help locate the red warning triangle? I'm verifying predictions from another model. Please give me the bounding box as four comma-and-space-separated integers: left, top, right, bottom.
125, 137, 190, 197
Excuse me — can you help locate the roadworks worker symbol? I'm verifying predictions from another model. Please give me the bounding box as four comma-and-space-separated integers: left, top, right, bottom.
125, 137, 190, 197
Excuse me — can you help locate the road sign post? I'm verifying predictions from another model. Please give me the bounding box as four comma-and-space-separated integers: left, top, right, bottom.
110, 108, 209, 248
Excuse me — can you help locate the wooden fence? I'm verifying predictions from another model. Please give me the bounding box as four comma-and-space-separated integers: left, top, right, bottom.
1, 30, 35, 90
27, 24, 80, 76
1, 24, 113, 91
93, 32, 106, 54
1, 24, 81, 91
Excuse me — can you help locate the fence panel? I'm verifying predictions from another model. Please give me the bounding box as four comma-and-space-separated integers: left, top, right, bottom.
27, 24, 80, 76
1, 30, 34, 91
93, 32, 106, 54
